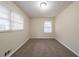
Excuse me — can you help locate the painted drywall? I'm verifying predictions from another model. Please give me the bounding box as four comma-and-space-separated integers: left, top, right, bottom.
30, 17, 55, 38
55, 2, 79, 56
0, 2, 30, 56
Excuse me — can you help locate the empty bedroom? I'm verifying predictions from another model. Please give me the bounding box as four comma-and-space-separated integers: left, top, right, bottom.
0, 0, 79, 57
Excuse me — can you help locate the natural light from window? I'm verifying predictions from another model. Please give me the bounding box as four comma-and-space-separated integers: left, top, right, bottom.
44, 21, 52, 33
0, 4, 24, 32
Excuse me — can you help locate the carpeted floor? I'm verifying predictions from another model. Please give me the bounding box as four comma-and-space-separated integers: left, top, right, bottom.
11, 38, 77, 57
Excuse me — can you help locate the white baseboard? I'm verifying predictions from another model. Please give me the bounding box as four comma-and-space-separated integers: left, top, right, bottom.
56, 39, 79, 57
6, 37, 30, 57
31, 37, 55, 39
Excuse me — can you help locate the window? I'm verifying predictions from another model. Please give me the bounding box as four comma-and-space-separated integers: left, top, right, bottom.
0, 4, 24, 32
0, 5, 10, 32
11, 11, 24, 30
44, 21, 52, 33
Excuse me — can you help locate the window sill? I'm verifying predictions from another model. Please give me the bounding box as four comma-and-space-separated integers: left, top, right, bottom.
0, 30, 24, 33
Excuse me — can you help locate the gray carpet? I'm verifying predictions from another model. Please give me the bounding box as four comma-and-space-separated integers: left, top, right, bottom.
11, 38, 77, 57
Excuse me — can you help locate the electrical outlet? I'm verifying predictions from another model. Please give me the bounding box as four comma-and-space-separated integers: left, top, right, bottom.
4, 52, 7, 56
4, 49, 11, 56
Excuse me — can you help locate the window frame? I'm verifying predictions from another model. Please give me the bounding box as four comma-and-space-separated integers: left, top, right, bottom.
44, 20, 52, 33
0, 4, 24, 33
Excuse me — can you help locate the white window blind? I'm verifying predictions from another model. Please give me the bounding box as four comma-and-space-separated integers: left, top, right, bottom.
0, 5, 10, 31
44, 21, 52, 33
11, 11, 24, 30
0, 4, 24, 32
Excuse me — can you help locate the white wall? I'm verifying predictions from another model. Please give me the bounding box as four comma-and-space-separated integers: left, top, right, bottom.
55, 2, 79, 56
0, 2, 30, 56
30, 17, 55, 38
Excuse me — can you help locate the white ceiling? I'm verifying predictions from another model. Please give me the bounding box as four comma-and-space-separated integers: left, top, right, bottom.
15, 1, 73, 18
